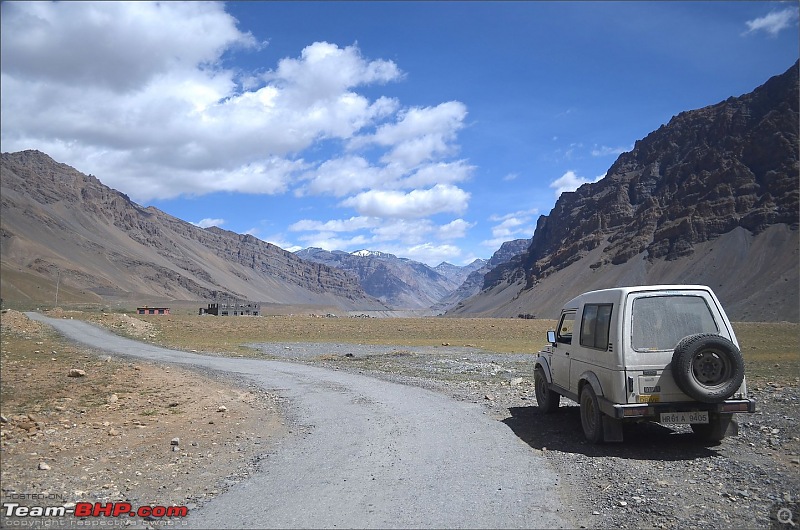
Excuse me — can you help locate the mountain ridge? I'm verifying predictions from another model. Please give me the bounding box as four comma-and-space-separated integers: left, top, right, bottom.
449, 61, 799, 322
0, 150, 387, 310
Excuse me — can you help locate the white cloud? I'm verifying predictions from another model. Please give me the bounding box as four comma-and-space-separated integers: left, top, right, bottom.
743, 8, 799, 37
502, 173, 519, 182
0, 3, 406, 202
399, 161, 474, 189
262, 233, 302, 251
297, 156, 383, 197
482, 208, 537, 249
192, 218, 225, 228
0, 2, 259, 93
549, 170, 604, 197
350, 102, 467, 170
289, 216, 378, 232
438, 219, 474, 240
402, 243, 462, 265
295, 232, 370, 251
0, 2, 478, 264
591, 145, 630, 157
265, 41, 402, 104
340, 184, 470, 219
288, 216, 470, 264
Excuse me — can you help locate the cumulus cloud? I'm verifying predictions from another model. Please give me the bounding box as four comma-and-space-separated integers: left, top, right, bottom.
482, 209, 537, 249
591, 145, 630, 157
0, 2, 259, 92
0, 2, 406, 202
438, 219, 474, 240
0, 2, 476, 266
296, 156, 384, 197
289, 216, 378, 232
265, 41, 402, 104
549, 170, 604, 197
340, 184, 470, 218
192, 218, 225, 228
743, 7, 799, 37
403, 243, 462, 265
350, 102, 468, 170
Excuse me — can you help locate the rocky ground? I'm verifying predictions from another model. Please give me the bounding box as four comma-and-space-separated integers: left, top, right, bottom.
0, 309, 289, 527
248, 340, 800, 529
1, 311, 798, 529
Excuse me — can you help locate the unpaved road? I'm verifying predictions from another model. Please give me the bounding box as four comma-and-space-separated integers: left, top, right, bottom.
26, 313, 568, 529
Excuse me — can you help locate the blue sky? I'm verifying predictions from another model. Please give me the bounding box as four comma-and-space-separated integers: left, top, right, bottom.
2, 2, 798, 266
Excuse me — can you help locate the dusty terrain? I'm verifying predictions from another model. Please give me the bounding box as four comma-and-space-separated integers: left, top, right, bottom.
1, 309, 798, 529
0, 309, 289, 525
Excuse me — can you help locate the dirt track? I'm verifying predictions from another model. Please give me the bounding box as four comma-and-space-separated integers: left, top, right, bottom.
3, 312, 798, 529
15, 313, 568, 529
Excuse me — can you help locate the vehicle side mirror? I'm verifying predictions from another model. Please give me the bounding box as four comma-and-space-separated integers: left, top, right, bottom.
547, 330, 556, 345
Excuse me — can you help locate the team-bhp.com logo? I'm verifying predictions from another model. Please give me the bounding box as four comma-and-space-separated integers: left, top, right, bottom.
3, 501, 188, 519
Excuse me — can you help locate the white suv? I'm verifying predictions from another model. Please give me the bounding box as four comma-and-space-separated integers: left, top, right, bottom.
534, 285, 755, 443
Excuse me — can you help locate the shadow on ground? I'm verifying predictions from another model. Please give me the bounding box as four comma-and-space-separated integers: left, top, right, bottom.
503, 405, 720, 460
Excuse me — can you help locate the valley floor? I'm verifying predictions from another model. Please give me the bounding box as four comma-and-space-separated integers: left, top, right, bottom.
1, 310, 798, 529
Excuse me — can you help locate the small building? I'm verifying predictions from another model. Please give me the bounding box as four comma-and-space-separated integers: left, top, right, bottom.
137, 306, 170, 315
199, 301, 260, 316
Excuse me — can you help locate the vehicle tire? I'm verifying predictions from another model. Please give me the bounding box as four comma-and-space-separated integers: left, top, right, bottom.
579, 384, 603, 444
671, 333, 744, 403
534, 367, 560, 413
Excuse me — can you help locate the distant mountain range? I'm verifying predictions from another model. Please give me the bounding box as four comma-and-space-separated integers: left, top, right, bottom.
0, 150, 386, 310
1, 62, 796, 321
294, 247, 487, 309
448, 61, 799, 322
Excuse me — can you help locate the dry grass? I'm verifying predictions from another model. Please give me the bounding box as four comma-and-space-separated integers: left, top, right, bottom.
39, 311, 800, 384
732, 321, 800, 382
109, 314, 557, 354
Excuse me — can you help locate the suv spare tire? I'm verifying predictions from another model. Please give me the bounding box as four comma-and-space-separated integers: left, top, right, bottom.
671, 333, 745, 403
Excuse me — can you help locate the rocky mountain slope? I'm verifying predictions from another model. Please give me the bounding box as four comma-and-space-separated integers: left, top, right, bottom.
434, 238, 531, 313
434, 259, 487, 286
449, 61, 799, 322
0, 150, 386, 310
294, 248, 483, 309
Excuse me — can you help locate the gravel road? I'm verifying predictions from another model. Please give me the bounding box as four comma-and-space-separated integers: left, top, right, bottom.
25, 313, 569, 529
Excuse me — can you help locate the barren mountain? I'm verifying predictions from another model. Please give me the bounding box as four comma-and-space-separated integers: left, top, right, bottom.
449, 61, 799, 322
434, 238, 531, 313
0, 150, 386, 310
434, 259, 487, 286
294, 248, 466, 309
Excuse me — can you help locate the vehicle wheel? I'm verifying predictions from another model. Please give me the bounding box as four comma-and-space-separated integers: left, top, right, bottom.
671, 334, 744, 403
579, 384, 603, 444
534, 367, 560, 413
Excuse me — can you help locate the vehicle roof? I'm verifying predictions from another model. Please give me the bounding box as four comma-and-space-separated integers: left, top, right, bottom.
562, 285, 714, 309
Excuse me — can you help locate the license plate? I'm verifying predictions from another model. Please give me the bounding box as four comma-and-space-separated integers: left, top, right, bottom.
660, 411, 709, 424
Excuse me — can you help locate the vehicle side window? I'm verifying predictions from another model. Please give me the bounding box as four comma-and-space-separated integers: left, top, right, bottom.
556, 311, 575, 344
580, 304, 612, 350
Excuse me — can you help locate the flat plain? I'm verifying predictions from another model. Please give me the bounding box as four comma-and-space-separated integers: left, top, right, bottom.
78, 311, 799, 383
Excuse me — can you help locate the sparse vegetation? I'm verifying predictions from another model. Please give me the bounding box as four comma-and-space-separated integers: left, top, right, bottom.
66, 310, 798, 384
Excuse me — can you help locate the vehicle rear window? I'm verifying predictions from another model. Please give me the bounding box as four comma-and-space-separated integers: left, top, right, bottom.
631, 295, 718, 352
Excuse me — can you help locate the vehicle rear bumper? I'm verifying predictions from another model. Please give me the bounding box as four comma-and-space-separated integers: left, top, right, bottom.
602, 398, 756, 419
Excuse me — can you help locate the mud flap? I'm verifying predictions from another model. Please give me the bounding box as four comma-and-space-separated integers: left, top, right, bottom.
721, 413, 738, 437
602, 416, 624, 443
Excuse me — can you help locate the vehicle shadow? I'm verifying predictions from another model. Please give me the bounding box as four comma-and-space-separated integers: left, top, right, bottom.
503, 405, 721, 460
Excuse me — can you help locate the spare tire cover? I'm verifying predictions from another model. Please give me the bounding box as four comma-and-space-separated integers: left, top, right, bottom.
671, 333, 745, 403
